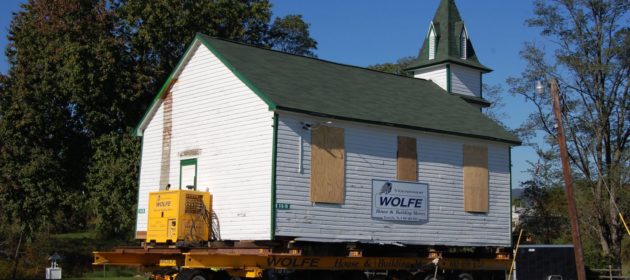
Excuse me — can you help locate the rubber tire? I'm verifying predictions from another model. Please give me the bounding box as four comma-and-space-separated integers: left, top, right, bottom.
213, 270, 230, 280
176, 269, 208, 280
262, 270, 285, 280
423, 274, 443, 280
390, 271, 412, 280
458, 273, 474, 280
152, 267, 178, 279
335, 271, 368, 280
411, 272, 427, 280
287, 270, 337, 280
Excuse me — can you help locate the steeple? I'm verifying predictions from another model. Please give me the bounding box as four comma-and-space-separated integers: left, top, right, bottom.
406, 0, 491, 72
406, 0, 492, 109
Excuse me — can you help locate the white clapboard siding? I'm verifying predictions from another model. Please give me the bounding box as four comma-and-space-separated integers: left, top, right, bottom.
413, 64, 448, 91
138, 43, 274, 240
451, 64, 481, 97
274, 112, 511, 247
136, 105, 164, 232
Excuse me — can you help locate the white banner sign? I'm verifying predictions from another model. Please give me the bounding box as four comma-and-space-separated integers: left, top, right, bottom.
372, 179, 428, 222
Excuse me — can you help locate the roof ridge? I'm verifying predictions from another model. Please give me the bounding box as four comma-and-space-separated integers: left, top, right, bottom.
198, 33, 432, 84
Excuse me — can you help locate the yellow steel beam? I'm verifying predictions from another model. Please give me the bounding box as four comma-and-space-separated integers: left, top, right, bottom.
93, 251, 185, 267
94, 250, 510, 272
183, 254, 511, 271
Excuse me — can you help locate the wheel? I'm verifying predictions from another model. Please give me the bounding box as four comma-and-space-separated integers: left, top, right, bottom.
286, 271, 306, 280
287, 270, 334, 280
390, 271, 412, 280
335, 271, 368, 280
152, 267, 178, 279
213, 270, 230, 280
411, 272, 427, 280
457, 273, 474, 280
423, 274, 443, 280
263, 269, 287, 280
176, 269, 209, 280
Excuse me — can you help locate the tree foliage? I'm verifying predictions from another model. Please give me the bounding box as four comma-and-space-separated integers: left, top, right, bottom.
367, 56, 415, 77
481, 84, 509, 128
518, 150, 570, 244
85, 131, 140, 238
0, 0, 113, 239
0, 0, 317, 252
267, 15, 317, 57
508, 0, 629, 264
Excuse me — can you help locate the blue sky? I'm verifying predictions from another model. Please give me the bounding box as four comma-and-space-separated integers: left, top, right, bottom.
0, 0, 544, 188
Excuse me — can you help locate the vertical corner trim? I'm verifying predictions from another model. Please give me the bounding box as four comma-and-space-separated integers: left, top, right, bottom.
270, 113, 279, 240
509, 147, 513, 247
134, 136, 145, 238
446, 64, 452, 93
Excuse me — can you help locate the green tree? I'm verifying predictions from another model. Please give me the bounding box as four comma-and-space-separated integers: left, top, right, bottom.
0, 1, 121, 276
267, 15, 317, 57
85, 131, 140, 238
508, 0, 629, 264
0, 0, 118, 238
367, 56, 415, 77
481, 84, 509, 127
519, 150, 570, 244
0, 0, 319, 253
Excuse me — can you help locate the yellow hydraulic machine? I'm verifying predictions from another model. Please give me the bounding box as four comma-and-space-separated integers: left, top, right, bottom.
146, 190, 212, 244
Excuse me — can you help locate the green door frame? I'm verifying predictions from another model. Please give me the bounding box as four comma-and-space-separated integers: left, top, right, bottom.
179, 158, 198, 190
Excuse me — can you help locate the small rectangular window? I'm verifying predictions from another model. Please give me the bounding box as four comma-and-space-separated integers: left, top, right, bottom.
463, 145, 488, 212
397, 136, 418, 181
310, 126, 345, 203
180, 158, 197, 190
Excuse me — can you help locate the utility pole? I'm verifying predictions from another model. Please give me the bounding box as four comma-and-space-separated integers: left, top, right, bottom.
549, 78, 587, 280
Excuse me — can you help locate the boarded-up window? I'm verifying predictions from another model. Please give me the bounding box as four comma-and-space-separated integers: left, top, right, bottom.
463, 145, 489, 212
310, 126, 345, 203
397, 136, 417, 181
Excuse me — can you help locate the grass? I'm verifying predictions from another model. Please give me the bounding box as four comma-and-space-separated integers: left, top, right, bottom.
27, 230, 142, 279
64, 277, 141, 280
65, 266, 147, 280
51, 231, 96, 240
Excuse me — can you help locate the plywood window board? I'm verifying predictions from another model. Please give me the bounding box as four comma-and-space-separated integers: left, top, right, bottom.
310, 126, 345, 204
397, 136, 418, 181
463, 145, 489, 213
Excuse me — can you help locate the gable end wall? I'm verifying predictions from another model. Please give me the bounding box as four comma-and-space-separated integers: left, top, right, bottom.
136, 44, 274, 240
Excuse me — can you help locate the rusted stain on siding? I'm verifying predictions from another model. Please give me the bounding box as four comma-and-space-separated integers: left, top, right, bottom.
159, 84, 174, 189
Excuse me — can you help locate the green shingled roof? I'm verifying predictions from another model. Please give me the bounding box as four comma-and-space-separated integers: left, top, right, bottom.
193, 34, 519, 144
405, 0, 492, 72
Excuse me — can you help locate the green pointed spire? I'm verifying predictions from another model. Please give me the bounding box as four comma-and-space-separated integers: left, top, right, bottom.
405, 0, 492, 72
